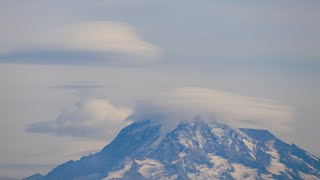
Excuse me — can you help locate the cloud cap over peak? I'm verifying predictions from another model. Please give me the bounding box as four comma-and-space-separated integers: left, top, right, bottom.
130, 87, 295, 133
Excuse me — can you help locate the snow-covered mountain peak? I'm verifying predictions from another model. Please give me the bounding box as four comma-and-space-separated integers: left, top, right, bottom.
24, 119, 320, 180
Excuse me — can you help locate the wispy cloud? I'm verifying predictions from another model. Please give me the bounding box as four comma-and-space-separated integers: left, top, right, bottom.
51, 82, 104, 89
1, 21, 160, 65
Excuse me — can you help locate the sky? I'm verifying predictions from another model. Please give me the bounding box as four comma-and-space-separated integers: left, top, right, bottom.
0, 0, 320, 178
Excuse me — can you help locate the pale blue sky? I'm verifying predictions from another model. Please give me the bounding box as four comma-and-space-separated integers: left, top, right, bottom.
0, 0, 320, 178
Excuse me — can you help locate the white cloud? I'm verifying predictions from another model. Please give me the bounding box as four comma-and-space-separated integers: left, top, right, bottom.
26, 86, 295, 139
44, 21, 159, 58
1, 21, 160, 65
27, 98, 133, 139
130, 87, 295, 132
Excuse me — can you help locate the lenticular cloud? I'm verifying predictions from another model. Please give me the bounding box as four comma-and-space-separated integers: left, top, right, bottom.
129, 87, 294, 132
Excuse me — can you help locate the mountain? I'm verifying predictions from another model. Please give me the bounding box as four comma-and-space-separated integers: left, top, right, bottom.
25, 119, 320, 180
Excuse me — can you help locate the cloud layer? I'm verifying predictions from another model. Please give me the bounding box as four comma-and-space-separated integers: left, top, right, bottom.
1, 21, 160, 65
27, 87, 294, 140
27, 98, 132, 140
130, 87, 295, 132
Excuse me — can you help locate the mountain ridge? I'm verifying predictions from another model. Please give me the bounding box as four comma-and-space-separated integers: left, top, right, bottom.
24, 119, 320, 180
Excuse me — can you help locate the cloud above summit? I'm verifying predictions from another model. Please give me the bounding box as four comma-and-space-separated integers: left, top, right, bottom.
130, 87, 295, 132
26, 87, 295, 140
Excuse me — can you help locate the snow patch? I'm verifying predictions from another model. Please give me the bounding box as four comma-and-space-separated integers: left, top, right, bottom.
298, 171, 318, 180
211, 128, 223, 139
289, 153, 316, 170
172, 160, 179, 164
265, 142, 287, 175
104, 160, 133, 180
231, 163, 258, 180
290, 153, 303, 162
260, 173, 274, 180
195, 130, 205, 149
243, 138, 256, 159
228, 139, 233, 147
206, 154, 231, 178
306, 152, 320, 162
135, 158, 164, 178
179, 152, 187, 158
165, 174, 178, 180
188, 154, 232, 179
195, 164, 210, 173
179, 136, 193, 148
208, 154, 228, 168
243, 139, 255, 152
290, 153, 317, 171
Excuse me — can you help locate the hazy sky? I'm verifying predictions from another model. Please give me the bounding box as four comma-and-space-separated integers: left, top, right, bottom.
0, 0, 320, 178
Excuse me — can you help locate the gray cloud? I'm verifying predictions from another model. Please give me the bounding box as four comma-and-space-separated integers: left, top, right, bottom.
26, 98, 132, 140
50, 82, 105, 91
